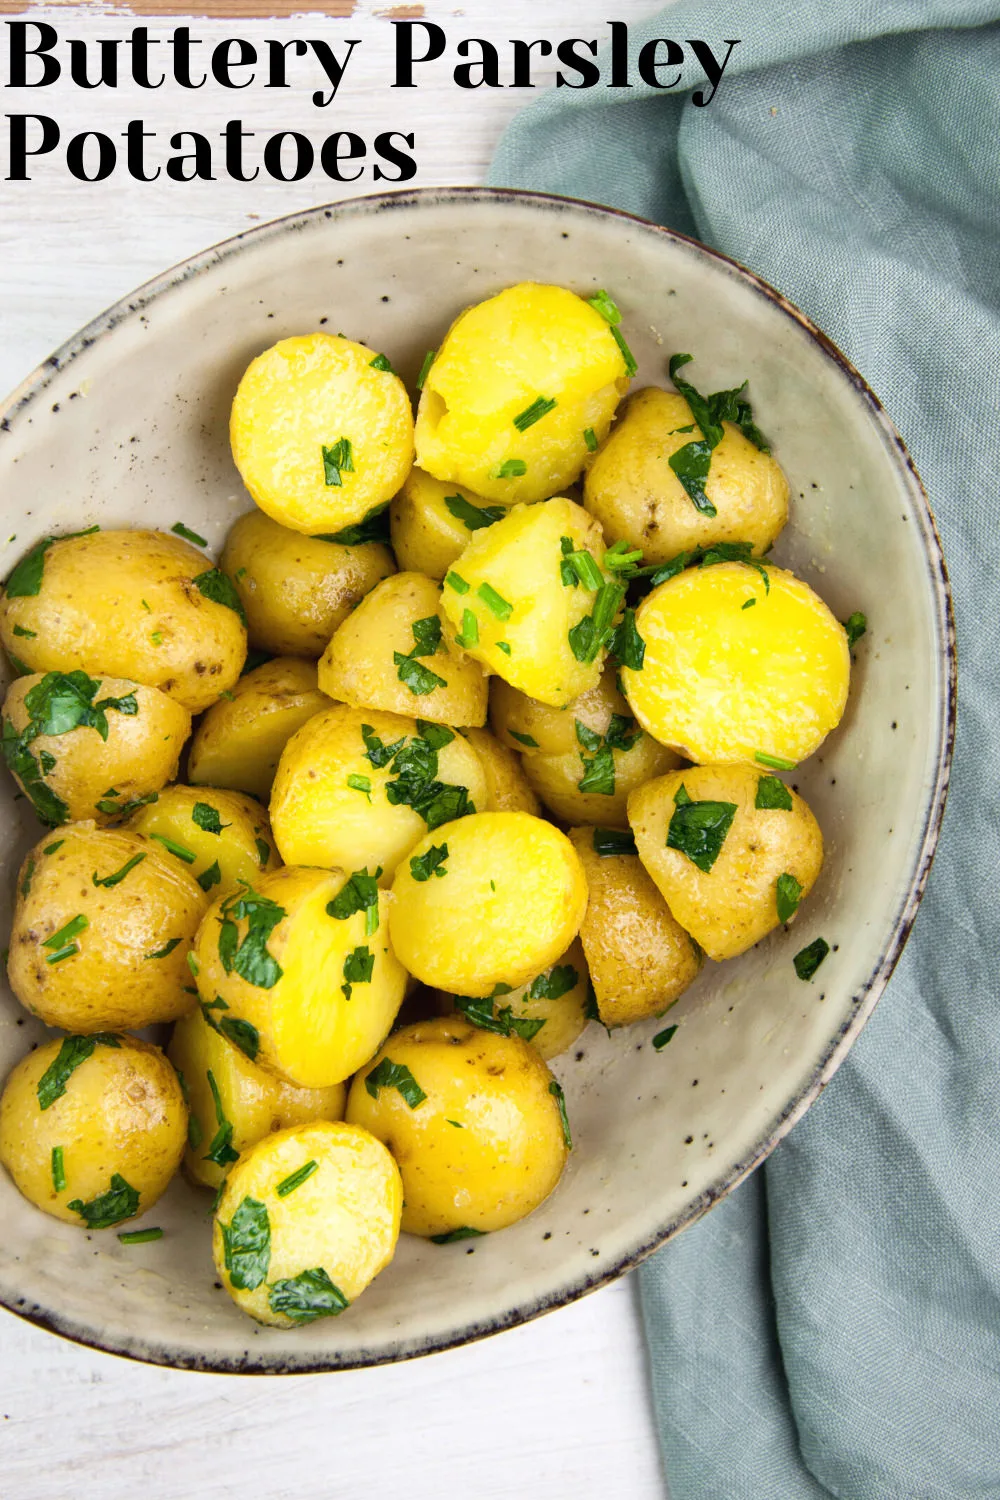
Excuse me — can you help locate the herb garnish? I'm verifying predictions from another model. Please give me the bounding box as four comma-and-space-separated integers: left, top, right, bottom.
755, 775, 793, 811
776, 873, 803, 923
549, 1080, 572, 1150
528, 965, 579, 1001
218, 884, 285, 989
318, 503, 391, 547
255, 838, 271, 868
410, 843, 449, 882
145, 937, 181, 961
94, 789, 158, 820
395, 613, 447, 696
321, 438, 354, 487
347, 773, 372, 802
477, 583, 513, 621
42, 913, 88, 964
276, 1160, 319, 1198
37, 1033, 120, 1110
118, 1228, 164, 1245
192, 802, 228, 835
12, 625, 36, 638
380, 728, 475, 831
794, 938, 830, 981
51, 1145, 66, 1192
198, 862, 221, 892
444, 495, 506, 531
508, 730, 538, 748
204, 1069, 239, 1168
327, 868, 381, 936
68, 1173, 140, 1229
653, 1024, 678, 1050
844, 612, 867, 649
171, 522, 208, 548
513, 396, 557, 432
4, 537, 54, 597
456, 608, 479, 648
149, 832, 196, 864
364, 1058, 427, 1108
416, 349, 436, 389
666, 788, 737, 873
445, 571, 470, 595
361, 723, 405, 768
430, 1227, 485, 1245
583, 427, 598, 452
192, 569, 246, 625
453, 994, 546, 1042
92, 851, 146, 889
755, 751, 796, 771
666, 354, 769, 515
220, 1196, 271, 1290
268, 1267, 348, 1323
568, 581, 627, 665
593, 827, 638, 857
341, 944, 374, 999
493, 459, 527, 479
369, 352, 394, 372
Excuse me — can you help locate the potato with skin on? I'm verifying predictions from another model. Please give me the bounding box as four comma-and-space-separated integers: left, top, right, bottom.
128, 785, 279, 898
169, 1008, 345, 1191
568, 827, 702, 1028
192, 865, 407, 1089
415, 282, 630, 504
0, 529, 247, 713
389, 811, 588, 997
622, 562, 851, 766
8, 824, 205, 1033
0, 1033, 186, 1228
1, 671, 190, 828
345, 1017, 569, 1238
628, 764, 824, 962
230, 333, 414, 537
221, 510, 396, 658
213, 1120, 401, 1328
389, 467, 515, 581
187, 657, 331, 802
270, 706, 487, 884
319, 572, 487, 728
440, 497, 615, 709
459, 726, 540, 815
434, 937, 590, 1061
584, 387, 789, 563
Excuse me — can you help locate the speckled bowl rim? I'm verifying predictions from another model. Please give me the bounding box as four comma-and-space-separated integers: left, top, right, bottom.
0, 186, 957, 1375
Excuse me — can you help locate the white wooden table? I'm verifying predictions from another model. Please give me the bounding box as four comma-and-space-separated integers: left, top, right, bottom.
0, 2, 672, 1494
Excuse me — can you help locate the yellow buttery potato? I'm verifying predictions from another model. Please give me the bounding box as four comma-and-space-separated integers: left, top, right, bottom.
8, 823, 205, 1032
169, 1007, 345, 1191
415, 282, 629, 504
319, 572, 487, 727
212, 1120, 402, 1327
459, 726, 540, 815
0, 529, 246, 713
628, 764, 824, 961
221, 509, 396, 658
389, 467, 515, 581
129, 784, 278, 898
192, 865, 407, 1088
345, 1017, 569, 1238
623, 562, 850, 766
440, 497, 615, 708
187, 657, 331, 802
584, 388, 789, 562
270, 706, 487, 882
389, 811, 588, 997
230, 333, 414, 536
1, 671, 190, 828
568, 826, 702, 1027
435, 937, 590, 1061
0, 1033, 186, 1228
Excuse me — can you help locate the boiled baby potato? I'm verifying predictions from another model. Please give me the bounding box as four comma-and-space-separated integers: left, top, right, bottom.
389, 467, 515, 581
459, 726, 540, 815
0, 1033, 186, 1228
435, 937, 589, 1061
0, 529, 246, 713
389, 811, 587, 997
439, 496, 615, 708
188, 657, 330, 802
270, 706, 487, 882
230, 333, 414, 536
129, 784, 278, 898
221, 509, 396, 658
1, 670, 190, 828
584, 387, 789, 563
628, 764, 824, 961
622, 562, 850, 766
212, 1119, 401, 1327
8, 824, 205, 1032
319, 571, 487, 727
169, 1007, 345, 1192
192, 865, 407, 1088
569, 826, 702, 1027
414, 282, 630, 504
345, 1017, 569, 1238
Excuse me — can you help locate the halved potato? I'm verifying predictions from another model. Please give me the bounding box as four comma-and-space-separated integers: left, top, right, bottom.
128, 784, 278, 898
434, 937, 589, 1060
389, 467, 515, 581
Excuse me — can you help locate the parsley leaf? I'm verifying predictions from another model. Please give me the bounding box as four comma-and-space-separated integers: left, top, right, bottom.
453, 994, 546, 1043
776, 873, 803, 923
327, 869, 381, 936
192, 802, 228, 835
171, 521, 208, 547
37, 1033, 120, 1110
667, 794, 737, 873
794, 938, 830, 981
220, 1195, 271, 1290
444, 494, 506, 531
192, 569, 246, 625
844, 611, 867, 649
593, 827, 637, 857
755, 775, 793, 811
430, 1226, 486, 1244
318, 503, 391, 547
203, 1069, 239, 1168
341, 943, 374, 999
568, 581, 626, 665
382, 733, 475, 831
361, 723, 405, 768
144, 937, 181, 961
549, 1080, 572, 1150
528, 965, 579, 1001
369, 352, 394, 372
21, 670, 137, 743
68, 1172, 140, 1229
255, 838, 271, 868
394, 653, 447, 696
321, 438, 354, 487
508, 730, 539, 748
197, 861, 222, 892
268, 1267, 348, 1323
364, 1058, 427, 1108
4, 537, 54, 597
417, 720, 454, 750
217, 885, 285, 989
653, 1024, 678, 1050
410, 843, 449, 881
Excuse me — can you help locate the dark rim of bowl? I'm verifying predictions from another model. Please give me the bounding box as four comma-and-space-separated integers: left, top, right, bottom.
0, 186, 957, 1375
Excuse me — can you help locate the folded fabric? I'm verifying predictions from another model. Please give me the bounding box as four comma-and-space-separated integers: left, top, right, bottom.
490, 5, 1000, 1495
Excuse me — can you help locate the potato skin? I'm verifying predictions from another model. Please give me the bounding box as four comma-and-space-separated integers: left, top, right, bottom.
129, 784, 278, 897
188, 657, 331, 802
192, 865, 408, 1089
212, 1120, 402, 1327
230, 333, 414, 536
568, 827, 701, 1027
169, 1007, 345, 1191
435, 937, 590, 1061
415, 282, 628, 504
622, 562, 851, 766
221, 510, 396, 658
459, 726, 540, 815
2, 673, 190, 827
583, 387, 789, 562
389, 811, 588, 997
319, 572, 487, 727
389, 467, 515, 581
0, 529, 246, 713
8, 824, 205, 1032
270, 705, 488, 883
345, 1017, 568, 1237
0, 1034, 186, 1227
628, 764, 824, 961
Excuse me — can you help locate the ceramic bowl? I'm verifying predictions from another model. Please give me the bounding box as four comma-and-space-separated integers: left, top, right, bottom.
0, 188, 954, 1372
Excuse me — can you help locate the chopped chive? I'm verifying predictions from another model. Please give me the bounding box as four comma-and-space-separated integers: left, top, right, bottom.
276, 1160, 319, 1198
457, 609, 478, 648
493, 459, 527, 479
347, 773, 372, 802
430, 1226, 484, 1244
43, 840, 64, 855
42, 914, 87, 954
568, 550, 604, 592
416, 349, 436, 389
755, 751, 796, 771
92, 852, 147, 889
117, 1227, 163, 1244
477, 583, 513, 621
445, 571, 470, 595
549, 1080, 572, 1150
51, 1146, 65, 1193
513, 396, 557, 432
144, 936, 181, 961
149, 833, 197, 864
508, 731, 538, 748
584, 427, 598, 452
742, 599, 756, 610
187, 950, 200, 979
610, 325, 637, 377
603, 540, 643, 575
587, 289, 622, 325
171, 522, 207, 548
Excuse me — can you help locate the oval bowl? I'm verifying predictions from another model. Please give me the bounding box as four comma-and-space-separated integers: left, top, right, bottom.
0, 187, 954, 1372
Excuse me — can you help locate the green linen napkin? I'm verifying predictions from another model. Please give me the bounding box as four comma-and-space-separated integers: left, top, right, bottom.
490, 5, 1000, 1496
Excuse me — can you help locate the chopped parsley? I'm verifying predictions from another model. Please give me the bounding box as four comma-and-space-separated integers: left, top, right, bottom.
149, 832, 196, 864
755, 751, 796, 771
92, 852, 147, 889
755, 775, 793, 811
369, 352, 394, 372
171, 522, 207, 547
742, 598, 757, 610
561, 546, 604, 593
145, 936, 181, 961
528, 965, 579, 1001
276, 1161, 319, 1198
568, 580, 627, 665
593, 827, 638, 857
496, 641, 512, 655
51, 1145, 66, 1192
12, 624, 36, 638
477, 583, 513, 621
453, 994, 546, 1043
341, 943, 375, 999
197, 861, 221, 892
430, 1227, 485, 1244
410, 843, 449, 882
42, 913, 88, 964
217, 884, 286, 990
549, 1080, 572, 1150
192, 569, 246, 625
255, 838, 271, 868
40, 1036, 120, 1111
3, 671, 138, 821
508, 730, 539, 748
381, 729, 476, 831
361, 723, 405, 768
68, 1173, 140, 1229
776, 873, 803, 923
220, 1195, 271, 1290
575, 713, 640, 797
4, 537, 54, 597
318, 503, 391, 547
94, 789, 158, 820
327, 869, 381, 936
653, 1024, 678, 1050
395, 614, 447, 696
794, 938, 830, 981
492, 459, 527, 479
347, 773, 372, 802
444, 494, 506, 531
192, 802, 228, 835
844, 611, 867, 649
321, 438, 354, 487
513, 396, 557, 432
268, 1267, 348, 1323
416, 349, 436, 389
203, 1069, 239, 1168
364, 1058, 427, 1108
666, 788, 737, 873
666, 354, 769, 515
19, 857, 35, 898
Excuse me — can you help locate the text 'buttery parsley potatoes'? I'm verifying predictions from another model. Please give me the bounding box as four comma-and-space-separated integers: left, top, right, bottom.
0, 1034, 186, 1229
346, 1018, 569, 1239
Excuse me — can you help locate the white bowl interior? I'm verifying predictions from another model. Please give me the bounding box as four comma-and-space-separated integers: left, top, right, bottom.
0, 190, 951, 1370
